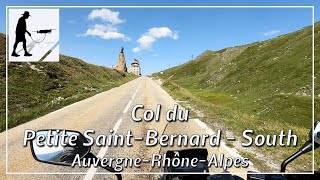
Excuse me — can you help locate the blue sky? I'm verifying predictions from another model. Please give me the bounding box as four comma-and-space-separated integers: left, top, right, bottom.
1, 0, 319, 75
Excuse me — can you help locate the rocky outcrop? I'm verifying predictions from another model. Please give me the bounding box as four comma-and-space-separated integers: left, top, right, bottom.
117, 47, 127, 72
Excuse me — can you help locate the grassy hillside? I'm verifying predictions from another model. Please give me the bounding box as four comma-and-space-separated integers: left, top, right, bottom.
0, 33, 136, 131
153, 23, 319, 172
0, 33, 5, 131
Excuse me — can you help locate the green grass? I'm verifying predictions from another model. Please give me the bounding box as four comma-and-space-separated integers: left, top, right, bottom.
153, 23, 320, 172
0, 33, 137, 131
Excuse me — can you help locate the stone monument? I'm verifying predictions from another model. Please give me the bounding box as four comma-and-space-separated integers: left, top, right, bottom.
117, 47, 127, 72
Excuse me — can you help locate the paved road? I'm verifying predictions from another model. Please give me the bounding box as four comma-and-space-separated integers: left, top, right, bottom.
0, 77, 252, 180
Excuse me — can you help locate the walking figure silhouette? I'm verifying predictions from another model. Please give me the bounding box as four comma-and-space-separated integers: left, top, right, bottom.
11, 11, 32, 57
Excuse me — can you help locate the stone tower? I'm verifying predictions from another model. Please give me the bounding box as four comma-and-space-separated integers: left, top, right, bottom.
117, 47, 127, 72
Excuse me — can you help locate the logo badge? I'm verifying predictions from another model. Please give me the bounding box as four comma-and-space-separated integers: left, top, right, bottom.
8, 8, 59, 62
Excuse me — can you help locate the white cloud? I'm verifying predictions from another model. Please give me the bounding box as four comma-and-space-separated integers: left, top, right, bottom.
82, 24, 130, 41
137, 36, 156, 49
93, 24, 117, 32
81, 9, 129, 41
146, 27, 178, 39
88, 9, 124, 24
264, 30, 280, 36
132, 47, 141, 53
133, 27, 178, 53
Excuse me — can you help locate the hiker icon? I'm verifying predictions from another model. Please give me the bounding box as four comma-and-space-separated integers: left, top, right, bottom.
11, 11, 32, 57
9, 8, 60, 62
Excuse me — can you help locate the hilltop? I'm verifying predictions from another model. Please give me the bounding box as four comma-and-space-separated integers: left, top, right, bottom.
153, 23, 320, 171
0, 33, 136, 131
